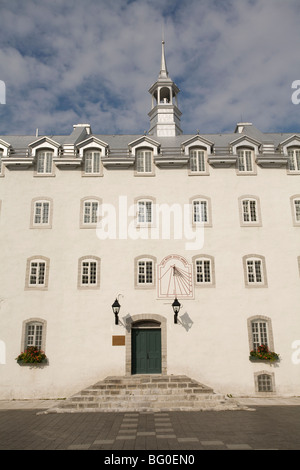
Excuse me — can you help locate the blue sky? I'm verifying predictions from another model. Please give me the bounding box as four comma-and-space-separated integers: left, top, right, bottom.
0, 0, 300, 136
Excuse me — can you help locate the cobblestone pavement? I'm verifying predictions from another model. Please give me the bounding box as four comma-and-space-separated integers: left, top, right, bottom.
0, 404, 299, 450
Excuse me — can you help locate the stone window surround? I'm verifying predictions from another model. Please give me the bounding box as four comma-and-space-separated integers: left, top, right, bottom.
77, 255, 101, 289
134, 255, 157, 289
286, 146, 300, 174
30, 197, 53, 229
134, 146, 155, 177
290, 195, 300, 226
280, 138, 300, 174
25, 256, 50, 291
254, 371, 276, 394
82, 148, 103, 177
34, 148, 56, 177
20, 318, 47, 352
188, 145, 210, 176
134, 196, 156, 227
79, 196, 102, 228
235, 145, 257, 175
125, 313, 167, 376
238, 195, 262, 227
247, 315, 275, 352
242, 254, 268, 288
189, 195, 212, 227
192, 254, 216, 287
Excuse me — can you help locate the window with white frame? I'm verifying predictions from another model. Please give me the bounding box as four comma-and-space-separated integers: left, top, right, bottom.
248, 316, 274, 354
237, 148, 254, 173
21, 318, 47, 352
83, 199, 99, 225
25, 322, 43, 349
32, 199, 51, 227
26, 257, 49, 289
239, 197, 261, 226
82, 261, 97, 285
78, 257, 100, 288
242, 199, 257, 223
287, 148, 300, 172
135, 256, 156, 288
190, 148, 206, 173
243, 255, 267, 287
84, 150, 101, 174
194, 257, 214, 286
292, 197, 300, 224
137, 199, 153, 224
0, 149, 3, 174
251, 320, 268, 350
247, 259, 262, 283
30, 261, 46, 286
136, 149, 152, 174
138, 260, 153, 285
192, 199, 209, 224
36, 150, 53, 174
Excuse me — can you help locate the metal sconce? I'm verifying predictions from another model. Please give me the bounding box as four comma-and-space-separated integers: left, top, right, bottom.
112, 298, 121, 325
172, 297, 181, 324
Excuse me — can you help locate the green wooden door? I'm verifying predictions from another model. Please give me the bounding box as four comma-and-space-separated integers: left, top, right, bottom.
131, 328, 161, 374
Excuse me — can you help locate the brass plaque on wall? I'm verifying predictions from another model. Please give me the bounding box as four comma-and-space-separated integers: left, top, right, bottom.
112, 335, 125, 346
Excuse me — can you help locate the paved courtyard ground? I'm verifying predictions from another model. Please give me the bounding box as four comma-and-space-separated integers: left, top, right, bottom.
0, 401, 299, 451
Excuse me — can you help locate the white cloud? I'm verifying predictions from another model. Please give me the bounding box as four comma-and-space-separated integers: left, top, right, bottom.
0, 0, 300, 135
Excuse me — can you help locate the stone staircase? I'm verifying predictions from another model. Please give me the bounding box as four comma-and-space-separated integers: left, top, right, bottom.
42, 375, 245, 413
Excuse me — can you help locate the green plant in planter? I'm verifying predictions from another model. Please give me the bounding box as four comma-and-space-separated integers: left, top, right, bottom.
250, 344, 279, 362
16, 346, 47, 364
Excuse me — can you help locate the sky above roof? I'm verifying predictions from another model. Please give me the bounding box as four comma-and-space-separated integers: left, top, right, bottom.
0, 0, 300, 136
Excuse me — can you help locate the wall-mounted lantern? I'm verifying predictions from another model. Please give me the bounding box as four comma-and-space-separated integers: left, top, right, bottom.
112, 298, 121, 325
172, 297, 181, 324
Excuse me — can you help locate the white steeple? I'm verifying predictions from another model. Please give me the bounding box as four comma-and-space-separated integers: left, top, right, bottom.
148, 40, 182, 137
159, 40, 168, 79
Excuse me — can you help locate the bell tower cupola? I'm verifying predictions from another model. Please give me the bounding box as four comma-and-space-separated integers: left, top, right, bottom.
148, 40, 182, 136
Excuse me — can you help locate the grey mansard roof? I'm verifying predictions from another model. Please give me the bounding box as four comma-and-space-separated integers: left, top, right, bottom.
0, 122, 299, 169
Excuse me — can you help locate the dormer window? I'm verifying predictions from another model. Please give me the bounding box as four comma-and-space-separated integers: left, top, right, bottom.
190, 148, 206, 173
136, 149, 152, 174
84, 150, 101, 175
287, 148, 300, 173
237, 148, 254, 173
37, 150, 53, 174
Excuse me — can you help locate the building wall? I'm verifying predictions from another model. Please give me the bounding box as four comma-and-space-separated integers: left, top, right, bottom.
0, 151, 299, 399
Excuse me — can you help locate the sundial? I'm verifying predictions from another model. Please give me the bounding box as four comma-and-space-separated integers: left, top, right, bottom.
158, 255, 193, 299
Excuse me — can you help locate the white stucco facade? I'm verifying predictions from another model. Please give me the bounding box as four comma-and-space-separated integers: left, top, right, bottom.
0, 44, 299, 400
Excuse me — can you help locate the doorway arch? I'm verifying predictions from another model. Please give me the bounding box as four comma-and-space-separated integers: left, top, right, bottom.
125, 314, 167, 376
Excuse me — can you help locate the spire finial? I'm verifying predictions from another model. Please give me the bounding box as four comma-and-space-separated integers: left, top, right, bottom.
159, 38, 168, 79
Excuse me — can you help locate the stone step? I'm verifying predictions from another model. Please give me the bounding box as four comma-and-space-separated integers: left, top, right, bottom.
69, 392, 225, 403
79, 387, 212, 396
41, 375, 245, 413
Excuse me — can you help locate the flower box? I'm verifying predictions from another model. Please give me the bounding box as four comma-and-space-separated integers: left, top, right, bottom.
17, 359, 48, 366
16, 346, 48, 365
249, 344, 280, 363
